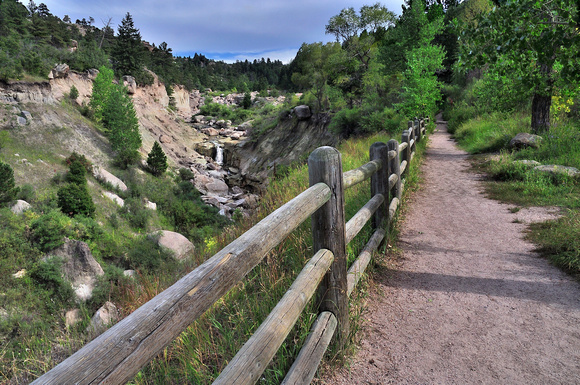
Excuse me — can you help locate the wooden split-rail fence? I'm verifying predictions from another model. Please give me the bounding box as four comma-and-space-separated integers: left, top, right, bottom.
33, 118, 429, 385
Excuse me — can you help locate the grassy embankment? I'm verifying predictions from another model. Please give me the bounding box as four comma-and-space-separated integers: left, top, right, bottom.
445, 110, 580, 274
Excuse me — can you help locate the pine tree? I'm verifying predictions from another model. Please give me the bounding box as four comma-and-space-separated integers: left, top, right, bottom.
111, 12, 144, 78
146, 141, 168, 176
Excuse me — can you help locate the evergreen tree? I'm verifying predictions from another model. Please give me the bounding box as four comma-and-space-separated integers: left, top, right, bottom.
111, 12, 144, 78
89, 66, 115, 122
0, 161, 19, 205
146, 141, 167, 176
103, 85, 142, 168
57, 183, 95, 217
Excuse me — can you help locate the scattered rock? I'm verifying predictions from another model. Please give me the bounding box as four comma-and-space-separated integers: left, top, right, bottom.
294, 105, 312, 120
16, 116, 27, 126
92, 166, 128, 192
123, 270, 136, 278
51, 63, 70, 79
88, 301, 118, 335
159, 134, 172, 144
534, 165, 580, 178
21, 111, 32, 121
12, 269, 26, 279
205, 179, 229, 196
11, 200, 31, 215
514, 160, 541, 167
49, 238, 105, 302
123, 75, 137, 94
509, 133, 543, 150
193, 115, 205, 123
201, 127, 219, 136
65, 309, 82, 328
147, 230, 194, 260
103, 191, 124, 207
144, 199, 157, 210
86, 68, 99, 79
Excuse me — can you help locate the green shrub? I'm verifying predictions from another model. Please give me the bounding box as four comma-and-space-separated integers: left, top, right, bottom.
0, 161, 19, 205
329, 107, 361, 137
69, 85, 79, 100
57, 183, 95, 217
29, 258, 75, 308
126, 236, 174, 272
120, 197, 150, 230
31, 209, 71, 252
66, 160, 87, 185
65, 152, 92, 172
16, 183, 35, 201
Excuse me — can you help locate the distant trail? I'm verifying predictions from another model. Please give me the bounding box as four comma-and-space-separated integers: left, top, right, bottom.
321, 117, 580, 384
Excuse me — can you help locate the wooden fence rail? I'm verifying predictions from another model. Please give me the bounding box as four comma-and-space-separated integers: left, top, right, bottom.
32, 118, 429, 385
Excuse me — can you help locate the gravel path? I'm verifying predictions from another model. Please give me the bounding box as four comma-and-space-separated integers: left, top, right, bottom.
321, 119, 580, 384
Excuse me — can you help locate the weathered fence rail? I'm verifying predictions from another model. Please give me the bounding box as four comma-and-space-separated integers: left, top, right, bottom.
32, 118, 428, 385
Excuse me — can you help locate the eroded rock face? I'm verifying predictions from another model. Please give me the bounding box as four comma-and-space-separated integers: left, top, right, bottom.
123, 75, 137, 94
50, 63, 70, 79
49, 238, 104, 302
147, 230, 195, 260
509, 133, 543, 149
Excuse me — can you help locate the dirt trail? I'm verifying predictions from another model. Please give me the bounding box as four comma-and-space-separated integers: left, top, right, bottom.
321, 118, 580, 384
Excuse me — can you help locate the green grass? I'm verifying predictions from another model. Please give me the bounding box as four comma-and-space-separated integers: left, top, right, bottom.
452, 111, 580, 274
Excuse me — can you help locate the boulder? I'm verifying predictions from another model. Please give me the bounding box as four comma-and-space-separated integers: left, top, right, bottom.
103, 191, 124, 207
294, 105, 312, 120
147, 230, 194, 260
193, 115, 205, 123
159, 134, 172, 144
49, 238, 105, 302
92, 166, 128, 192
201, 127, 219, 136
12, 269, 26, 278
238, 121, 253, 131
534, 165, 580, 178
11, 200, 31, 215
88, 301, 118, 335
514, 160, 541, 167
509, 133, 543, 150
123, 75, 137, 94
51, 63, 70, 79
144, 199, 157, 210
65, 309, 82, 328
21, 111, 32, 121
16, 116, 27, 126
86, 68, 99, 79
205, 179, 229, 196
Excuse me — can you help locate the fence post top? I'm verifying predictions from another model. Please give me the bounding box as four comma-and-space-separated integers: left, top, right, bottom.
370, 142, 388, 150
309, 146, 341, 159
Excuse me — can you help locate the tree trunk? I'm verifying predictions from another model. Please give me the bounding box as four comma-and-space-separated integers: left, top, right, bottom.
531, 62, 553, 134
531, 92, 551, 134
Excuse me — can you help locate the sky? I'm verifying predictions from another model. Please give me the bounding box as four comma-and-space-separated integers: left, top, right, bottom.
36, 0, 406, 63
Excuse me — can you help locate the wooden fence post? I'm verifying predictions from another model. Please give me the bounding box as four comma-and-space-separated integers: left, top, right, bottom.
308, 146, 349, 348
414, 119, 420, 144
416, 118, 423, 142
388, 139, 401, 200
401, 130, 410, 177
370, 142, 389, 230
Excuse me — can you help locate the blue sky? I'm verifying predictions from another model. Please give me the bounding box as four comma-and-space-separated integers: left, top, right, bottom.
37, 0, 406, 63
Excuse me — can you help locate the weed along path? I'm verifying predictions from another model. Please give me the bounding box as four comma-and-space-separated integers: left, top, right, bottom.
321, 118, 580, 384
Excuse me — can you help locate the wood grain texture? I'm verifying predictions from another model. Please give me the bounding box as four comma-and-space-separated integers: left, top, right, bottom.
389, 197, 400, 221
370, 142, 389, 230
347, 228, 386, 297
345, 194, 384, 245
214, 249, 334, 385
388, 139, 402, 201
400, 160, 408, 175
308, 147, 349, 349
343, 159, 382, 190
33, 183, 331, 385
281, 311, 337, 385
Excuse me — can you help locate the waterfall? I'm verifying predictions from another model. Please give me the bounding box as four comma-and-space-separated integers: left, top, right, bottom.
214, 142, 224, 166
